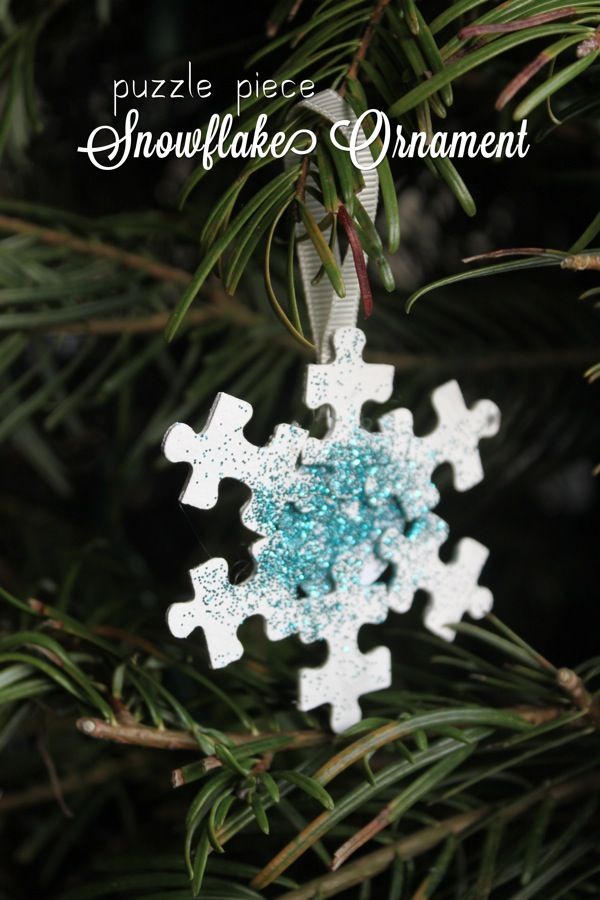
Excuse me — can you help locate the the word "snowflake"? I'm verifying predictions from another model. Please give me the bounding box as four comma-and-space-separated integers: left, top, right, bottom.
163, 328, 500, 732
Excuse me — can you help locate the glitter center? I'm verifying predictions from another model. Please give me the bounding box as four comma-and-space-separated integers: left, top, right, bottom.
253, 428, 437, 642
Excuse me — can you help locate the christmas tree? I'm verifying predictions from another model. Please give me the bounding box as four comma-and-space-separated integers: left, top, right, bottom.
1, 2, 599, 897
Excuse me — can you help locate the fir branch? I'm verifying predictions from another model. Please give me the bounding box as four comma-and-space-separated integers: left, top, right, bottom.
0, 214, 192, 285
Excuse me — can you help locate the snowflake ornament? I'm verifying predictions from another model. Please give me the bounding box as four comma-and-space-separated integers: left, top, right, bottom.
163, 327, 500, 732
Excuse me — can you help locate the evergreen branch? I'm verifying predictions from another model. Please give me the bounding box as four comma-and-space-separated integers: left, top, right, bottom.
1, 4, 600, 895
275, 771, 600, 900
36, 300, 294, 342
0, 214, 192, 285
76, 703, 572, 763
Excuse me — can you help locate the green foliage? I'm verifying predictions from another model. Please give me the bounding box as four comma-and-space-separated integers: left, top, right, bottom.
2, 586, 600, 898
164, 0, 600, 341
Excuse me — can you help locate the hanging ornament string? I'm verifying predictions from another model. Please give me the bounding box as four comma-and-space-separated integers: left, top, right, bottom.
290, 89, 379, 361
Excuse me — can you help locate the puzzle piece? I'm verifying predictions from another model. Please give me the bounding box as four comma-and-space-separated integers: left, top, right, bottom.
380, 525, 491, 640
163, 392, 306, 531
424, 380, 500, 491
375, 409, 440, 519
423, 538, 493, 641
167, 557, 248, 666
304, 328, 393, 442
298, 584, 391, 733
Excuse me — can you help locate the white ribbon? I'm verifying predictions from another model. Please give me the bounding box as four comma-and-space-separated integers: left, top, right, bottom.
291, 89, 379, 361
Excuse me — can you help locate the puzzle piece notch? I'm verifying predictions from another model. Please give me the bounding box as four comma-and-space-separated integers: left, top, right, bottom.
424, 380, 501, 492
423, 537, 492, 641
241, 421, 307, 535
380, 526, 491, 641
379, 517, 449, 614
163, 392, 259, 510
297, 598, 391, 732
163, 392, 307, 525
374, 408, 440, 519
304, 328, 394, 439
166, 558, 247, 667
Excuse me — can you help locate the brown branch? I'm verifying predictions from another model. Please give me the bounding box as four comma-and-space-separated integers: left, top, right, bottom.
0, 214, 192, 286
36, 731, 73, 818
77, 717, 201, 750
0, 214, 296, 340
77, 705, 568, 757
76, 717, 326, 752
346, 0, 392, 85
275, 772, 600, 899
557, 668, 600, 730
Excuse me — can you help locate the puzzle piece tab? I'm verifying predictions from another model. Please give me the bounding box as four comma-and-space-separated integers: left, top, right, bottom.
304, 328, 393, 439
298, 585, 391, 733
424, 380, 500, 491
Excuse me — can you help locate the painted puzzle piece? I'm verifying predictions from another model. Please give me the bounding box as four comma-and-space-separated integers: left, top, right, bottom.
164, 327, 500, 732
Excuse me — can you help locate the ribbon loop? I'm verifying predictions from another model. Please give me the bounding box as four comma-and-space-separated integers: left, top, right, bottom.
291, 89, 379, 360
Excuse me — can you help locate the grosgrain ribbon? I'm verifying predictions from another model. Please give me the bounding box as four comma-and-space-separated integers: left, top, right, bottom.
291, 89, 379, 361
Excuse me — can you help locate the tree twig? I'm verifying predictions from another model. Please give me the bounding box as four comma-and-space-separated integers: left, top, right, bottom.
561, 254, 600, 271
557, 668, 600, 730
77, 704, 572, 760
77, 717, 200, 750
346, 0, 391, 85
76, 717, 326, 752
36, 731, 73, 818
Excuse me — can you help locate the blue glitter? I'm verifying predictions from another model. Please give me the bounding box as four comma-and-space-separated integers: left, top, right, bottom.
251, 428, 438, 642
